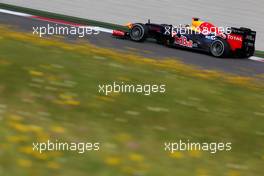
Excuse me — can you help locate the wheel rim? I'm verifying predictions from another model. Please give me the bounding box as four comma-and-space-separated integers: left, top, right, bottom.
211, 41, 224, 57
130, 26, 143, 40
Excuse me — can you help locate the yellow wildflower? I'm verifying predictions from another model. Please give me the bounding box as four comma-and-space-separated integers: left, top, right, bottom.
36, 132, 50, 142
105, 156, 121, 166
8, 122, 30, 132
169, 151, 184, 159
6, 135, 30, 143
32, 152, 48, 160
129, 153, 144, 162
115, 133, 132, 142
65, 99, 80, 106
59, 93, 73, 100
117, 76, 130, 81
29, 70, 44, 77
17, 159, 32, 167
96, 96, 115, 102
188, 149, 202, 158
47, 162, 61, 169
28, 125, 43, 133
51, 126, 65, 133
228, 171, 241, 176
18, 146, 34, 155
47, 75, 58, 81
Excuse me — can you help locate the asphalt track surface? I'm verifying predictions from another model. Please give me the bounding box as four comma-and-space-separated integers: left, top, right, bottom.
0, 12, 264, 77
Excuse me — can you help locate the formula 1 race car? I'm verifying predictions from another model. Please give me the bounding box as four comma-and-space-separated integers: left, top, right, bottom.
112, 18, 256, 58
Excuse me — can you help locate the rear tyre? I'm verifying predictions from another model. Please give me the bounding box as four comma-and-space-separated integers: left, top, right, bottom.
129, 23, 148, 42
210, 39, 230, 58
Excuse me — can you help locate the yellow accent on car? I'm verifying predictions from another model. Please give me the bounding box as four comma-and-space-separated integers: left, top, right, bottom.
126, 22, 133, 29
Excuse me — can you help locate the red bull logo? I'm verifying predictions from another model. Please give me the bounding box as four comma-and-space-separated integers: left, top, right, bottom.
175, 36, 193, 48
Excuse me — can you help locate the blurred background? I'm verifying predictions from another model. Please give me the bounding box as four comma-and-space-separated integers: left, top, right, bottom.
0, 1, 264, 176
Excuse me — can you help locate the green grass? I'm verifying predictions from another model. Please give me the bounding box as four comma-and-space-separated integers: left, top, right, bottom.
0, 29, 264, 176
255, 50, 264, 58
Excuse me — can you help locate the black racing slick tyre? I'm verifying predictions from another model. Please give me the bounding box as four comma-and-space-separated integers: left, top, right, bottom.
210, 39, 230, 58
129, 23, 148, 42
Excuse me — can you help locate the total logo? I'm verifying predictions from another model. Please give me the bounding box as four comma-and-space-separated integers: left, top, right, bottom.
175, 36, 193, 48
227, 34, 242, 41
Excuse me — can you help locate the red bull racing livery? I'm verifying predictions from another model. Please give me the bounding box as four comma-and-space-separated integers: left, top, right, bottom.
112, 18, 256, 58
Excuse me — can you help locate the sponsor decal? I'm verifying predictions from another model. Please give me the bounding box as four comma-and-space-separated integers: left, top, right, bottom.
112, 30, 125, 37
226, 34, 243, 50
245, 35, 255, 41
227, 34, 242, 41
205, 35, 216, 40
174, 36, 193, 48
219, 33, 227, 39
206, 33, 227, 40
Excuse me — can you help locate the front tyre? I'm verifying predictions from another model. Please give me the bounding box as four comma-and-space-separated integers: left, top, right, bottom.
129, 23, 148, 42
210, 39, 230, 58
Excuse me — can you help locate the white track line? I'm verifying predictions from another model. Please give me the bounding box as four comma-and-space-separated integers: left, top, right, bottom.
0, 9, 33, 17
92, 26, 113, 33
0, 8, 113, 33
249, 56, 264, 62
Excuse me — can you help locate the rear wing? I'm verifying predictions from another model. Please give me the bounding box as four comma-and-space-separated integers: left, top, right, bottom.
227, 27, 256, 56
